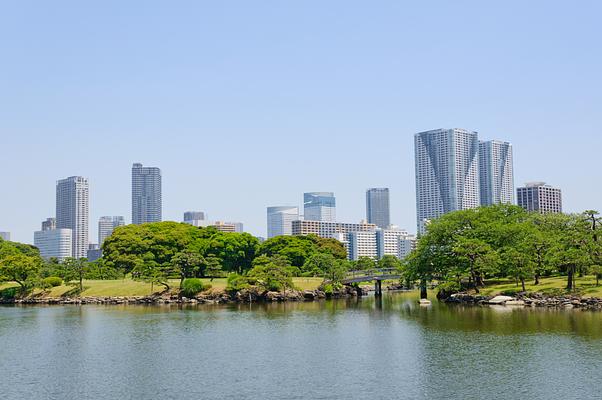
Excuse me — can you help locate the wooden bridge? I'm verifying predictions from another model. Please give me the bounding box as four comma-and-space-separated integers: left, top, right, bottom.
342, 268, 401, 296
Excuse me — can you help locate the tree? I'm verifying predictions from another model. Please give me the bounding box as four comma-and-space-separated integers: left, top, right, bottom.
0, 253, 41, 293
354, 257, 376, 271
203, 255, 222, 280
62, 258, 90, 294
302, 253, 337, 277
502, 247, 534, 292
171, 250, 204, 288
248, 256, 294, 292
378, 255, 402, 270
452, 238, 499, 293
322, 259, 349, 289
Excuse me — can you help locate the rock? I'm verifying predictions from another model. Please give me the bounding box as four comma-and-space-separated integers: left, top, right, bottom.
419, 299, 431, 306
505, 300, 525, 306
303, 291, 315, 300
487, 295, 514, 304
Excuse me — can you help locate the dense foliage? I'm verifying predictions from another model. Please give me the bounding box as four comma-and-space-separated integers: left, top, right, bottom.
405, 205, 602, 298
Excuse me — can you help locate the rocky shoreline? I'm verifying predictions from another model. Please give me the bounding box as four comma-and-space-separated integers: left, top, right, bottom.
1, 285, 370, 306
444, 292, 602, 310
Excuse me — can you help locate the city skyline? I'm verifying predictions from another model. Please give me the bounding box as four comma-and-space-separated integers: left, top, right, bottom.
2, 2, 601, 243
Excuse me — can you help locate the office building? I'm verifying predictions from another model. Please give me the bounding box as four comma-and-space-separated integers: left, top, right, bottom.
42, 218, 56, 231
0, 232, 10, 241
366, 188, 390, 229
98, 216, 125, 245
415, 128, 480, 234
517, 182, 562, 213
479, 140, 514, 205
132, 163, 162, 224
87, 244, 102, 262
184, 211, 206, 223
34, 226, 72, 260
304, 192, 336, 222
347, 231, 378, 260
213, 221, 239, 233
292, 220, 376, 238
56, 176, 89, 258
267, 206, 299, 238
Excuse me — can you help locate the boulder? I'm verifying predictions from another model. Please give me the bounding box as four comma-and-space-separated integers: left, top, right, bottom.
487, 295, 514, 304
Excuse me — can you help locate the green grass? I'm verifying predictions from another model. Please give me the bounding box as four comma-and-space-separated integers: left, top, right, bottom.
482, 275, 602, 298
0, 277, 324, 298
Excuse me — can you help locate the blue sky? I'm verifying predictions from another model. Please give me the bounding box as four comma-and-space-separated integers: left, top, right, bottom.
1, 1, 601, 243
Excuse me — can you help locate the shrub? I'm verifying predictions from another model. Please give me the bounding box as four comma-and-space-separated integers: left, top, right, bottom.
226, 274, 250, 292
323, 283, 334, 295
0, 287, 19, 300
42, 276, 63, 288
500, 289, 519, 296
180, 278, 206, 297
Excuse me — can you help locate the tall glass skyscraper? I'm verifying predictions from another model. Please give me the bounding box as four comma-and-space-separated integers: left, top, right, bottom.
132, 163, 162, 225
56, 176, 89, 258
479, 140, 514, 205
303, 192, 336, 222
98, 216, 125, 245
267, 206, 299, 238
366, 188, 390, 229
415, 129, 480, 234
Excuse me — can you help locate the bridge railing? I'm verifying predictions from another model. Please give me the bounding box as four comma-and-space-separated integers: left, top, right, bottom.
344, 268, 399, 280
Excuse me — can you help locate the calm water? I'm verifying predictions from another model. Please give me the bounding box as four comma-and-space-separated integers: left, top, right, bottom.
1, 293, 601, 400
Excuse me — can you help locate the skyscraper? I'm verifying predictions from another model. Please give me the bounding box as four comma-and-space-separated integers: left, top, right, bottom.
479, 140, 514, 206
303, 192, 336, 222
415, 128, 480, 234
132, 163, 162, 225
41, 218, 56, 231
34, 227, 72, 260
517, 182, 562, 213
184, 211, 206, 222
0, 232, 10, 241
56, 176, 89, 258
98, 216, 125, 245
267, 206, 299, 238
366, 188, 390, 229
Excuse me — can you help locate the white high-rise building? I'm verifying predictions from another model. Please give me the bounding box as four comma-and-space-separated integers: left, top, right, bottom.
415, 129, 480, 234
56, 176, 89, 258
304, 192, 336, 222
132, 163, 162, 225
34, 219, 72, 261
98, 216, 125, 245
267, 206, 299, 238
0, 232, 10, 241
517, 182, 562, 213
479, 140, 514, 206
347, 231, 378, 260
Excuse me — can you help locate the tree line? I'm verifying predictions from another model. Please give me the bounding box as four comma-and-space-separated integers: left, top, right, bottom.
404, 205, 601, 298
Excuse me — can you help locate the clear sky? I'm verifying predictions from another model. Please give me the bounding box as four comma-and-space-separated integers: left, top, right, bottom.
1, 1, 601, 244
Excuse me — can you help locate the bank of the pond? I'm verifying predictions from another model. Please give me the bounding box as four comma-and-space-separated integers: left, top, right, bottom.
444, 292, 602, 310
1, 285, 373, 305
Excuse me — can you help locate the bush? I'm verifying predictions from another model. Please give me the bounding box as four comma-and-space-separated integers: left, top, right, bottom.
0, 287, 19, 300
180, 278, 206, 297
42, 276, 63, 288
226, 274, 250, 292
500, 289, 519, 296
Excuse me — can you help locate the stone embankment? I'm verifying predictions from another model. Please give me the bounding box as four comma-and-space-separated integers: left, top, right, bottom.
2, 285, 369, 305
444, 292, 602, 310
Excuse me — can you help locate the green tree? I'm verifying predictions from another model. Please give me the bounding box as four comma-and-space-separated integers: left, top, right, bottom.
0, 253, 41, 293
502, 247, 534, 292
248, 256, 294, 292
452, 238, 500, 292
171, 250, 204, 288
63, 258, 90, 294
203, 255, 223, 280
378, 255, 402, 270
354, 256, 376, 271
302, 253, 337, 276
322, 259, 349, 289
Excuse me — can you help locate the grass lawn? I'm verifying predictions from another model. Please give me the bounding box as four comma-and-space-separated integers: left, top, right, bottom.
0, 277, 324, 298
481, 275, 602, 298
